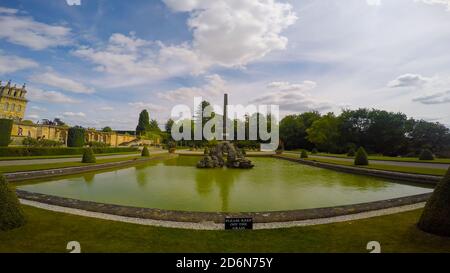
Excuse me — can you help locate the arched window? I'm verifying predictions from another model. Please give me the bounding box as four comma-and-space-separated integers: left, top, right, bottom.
17, 105, 22, 112
11, 104, 15, 112
14, 91, 17, 97
4, 102, 9, 111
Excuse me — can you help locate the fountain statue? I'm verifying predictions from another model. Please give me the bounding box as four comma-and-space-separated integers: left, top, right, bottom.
197, 141, 254, 169
197, 93, 254, 169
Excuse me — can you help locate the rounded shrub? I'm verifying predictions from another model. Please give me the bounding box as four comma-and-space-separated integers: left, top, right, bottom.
67, 127, 86, 147
141, 146, 150, 157
311, 148, 318, 154
300, 150, 308, 159
0, 118, 13, 147
0, 175, 26, 231
354, 147, 369, 166
418, 167, 450, 236
347, 147, 356, 157
419, 149, 434, 161
81, 148, 96, 163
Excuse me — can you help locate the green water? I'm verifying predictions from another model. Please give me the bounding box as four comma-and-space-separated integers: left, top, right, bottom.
17, 156, 432, 212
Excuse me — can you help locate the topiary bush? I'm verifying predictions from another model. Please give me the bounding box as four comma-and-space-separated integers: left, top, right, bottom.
141, 146, 150, 157
300, 150, 308, 159
347, 147, 356, 157
418, 167, 450, 236
419, 149, 434, 161
0, 119, 13, 147
354, 147, 369, 166
311, 148, 318, 154
81, 148, 96, 163
67, 127, 86, 147
0, 175, 26, 231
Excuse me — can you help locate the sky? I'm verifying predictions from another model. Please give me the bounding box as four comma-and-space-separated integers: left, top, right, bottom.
1, 0, 450, 130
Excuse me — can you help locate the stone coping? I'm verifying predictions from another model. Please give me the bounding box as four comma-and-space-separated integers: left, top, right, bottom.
5, 154, 176, 182
16, 189, 431, 224
274, 155, 441, 185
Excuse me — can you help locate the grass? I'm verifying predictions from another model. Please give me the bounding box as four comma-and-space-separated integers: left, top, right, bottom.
0, 151, 140, 161
1, 205, 449, 252
281, 153, 446, 176
287, 151, 450, 164
0, 154, 165, 173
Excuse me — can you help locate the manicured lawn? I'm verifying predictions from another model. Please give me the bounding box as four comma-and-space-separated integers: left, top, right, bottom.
288, 151, 450, 164
0, 151, 139, 161
1, 205, 449, 252
0, 154, 166, 173
281, 153, 446, 176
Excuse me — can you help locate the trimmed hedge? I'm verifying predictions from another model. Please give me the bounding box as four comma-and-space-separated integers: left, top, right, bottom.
0, 175, 26, 231
141, 146, 150, 157
419, 149, 434, 160
300, 150, 308, 159
0, 119, 13, 147
81, 148, 96, 163
354, 147, 369, 166
0, 147, 138, 157
418, 167, 450, 236
67, 127, 86, 147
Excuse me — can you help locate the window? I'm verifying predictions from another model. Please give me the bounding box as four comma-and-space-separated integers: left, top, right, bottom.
11, 104, 15, 112
4, 102, 9, 111
17, 105, 22, 112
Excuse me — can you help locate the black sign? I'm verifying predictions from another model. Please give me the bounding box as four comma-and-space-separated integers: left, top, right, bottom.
224, 218, 253, 230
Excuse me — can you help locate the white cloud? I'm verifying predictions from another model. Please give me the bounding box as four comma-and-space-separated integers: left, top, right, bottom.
27, 86, 79, 103
250, 81, 332, 113
31, 105, 47, 111
0, 8, 71, 50
128, 102, 167, 112
366, 0, 381, 6
26, 114, 39, 119
387, 73, 431, 88
157, 74, 226, 102
413, 90, 450, 104
0, 7, 18, 14
29, 72, 94, 94
63, 111, 86, 117
66, 0, 81, 6
163, 0, 297, 67
0, 53, 38, 74
99, 106, 114, 111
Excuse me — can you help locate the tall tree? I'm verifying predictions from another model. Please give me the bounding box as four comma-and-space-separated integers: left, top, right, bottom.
306, 113, 341, 152
165, 118, 174, 133
136, 110, 151, 136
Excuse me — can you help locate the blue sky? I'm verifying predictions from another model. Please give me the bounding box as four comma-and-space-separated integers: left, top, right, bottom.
1, 0, 450, 129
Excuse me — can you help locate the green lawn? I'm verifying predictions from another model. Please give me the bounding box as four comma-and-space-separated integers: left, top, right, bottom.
288, 151, 450, 164
0, 151, 140, 161
1, 205, 449, 253
281, 153, 446, 176
0, 154, 167, 173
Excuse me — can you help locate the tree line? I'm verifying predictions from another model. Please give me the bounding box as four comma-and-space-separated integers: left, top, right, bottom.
279, 108, 450, 157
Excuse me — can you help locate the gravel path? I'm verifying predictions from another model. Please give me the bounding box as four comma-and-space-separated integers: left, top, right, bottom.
20, 199, 425, 230
0, 150, 166, 166
284, 153, 449, 170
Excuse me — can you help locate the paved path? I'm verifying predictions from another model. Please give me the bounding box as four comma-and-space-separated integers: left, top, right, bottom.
284, 152, 450, 170
20, 198, 425, 230
0, 150, 166, 166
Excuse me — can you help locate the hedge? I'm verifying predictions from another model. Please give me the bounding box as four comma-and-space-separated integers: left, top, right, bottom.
0, 147, 138, 157
0, 119, 13, 147
67, 127, 86, 147
0, 175, 26, 231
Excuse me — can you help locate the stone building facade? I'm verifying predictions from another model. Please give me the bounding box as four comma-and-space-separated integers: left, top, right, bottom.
0, 80, 28, 121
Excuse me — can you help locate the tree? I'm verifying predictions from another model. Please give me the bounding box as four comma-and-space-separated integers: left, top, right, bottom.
279, 112, 320, 150
409, 120, 450, 154
67, 126, 85, 147
141, 146, 150, 157
354, 147, 369, 166
149, 119, 160, 132
418, 167, 450, 236
136, 110, 151, 136
53, 118, 66, 126
0, 175, 26, 231
0, 118, 13, 147
306, 113, 341, 153
165, 119, 174, 133
102, 126, 112, 132
419, 149, 434, 160
81, 148, 96, 163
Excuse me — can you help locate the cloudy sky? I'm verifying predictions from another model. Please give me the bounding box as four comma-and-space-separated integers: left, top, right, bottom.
1, 0, 450, 129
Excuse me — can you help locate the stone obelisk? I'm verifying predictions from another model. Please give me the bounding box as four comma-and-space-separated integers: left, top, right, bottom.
223, 93, 228, 140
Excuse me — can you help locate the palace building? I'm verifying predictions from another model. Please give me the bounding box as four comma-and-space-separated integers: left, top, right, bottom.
1, 80, 140, 147
0, 80, 28, 121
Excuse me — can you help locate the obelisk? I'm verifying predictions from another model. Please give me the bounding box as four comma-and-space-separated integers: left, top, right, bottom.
223, 93, 228, 140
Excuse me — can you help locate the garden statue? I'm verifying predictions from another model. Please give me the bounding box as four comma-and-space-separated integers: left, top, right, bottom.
197, 141, 254, 169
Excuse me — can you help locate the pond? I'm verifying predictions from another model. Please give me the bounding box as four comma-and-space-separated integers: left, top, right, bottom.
16, 156, 432, 212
